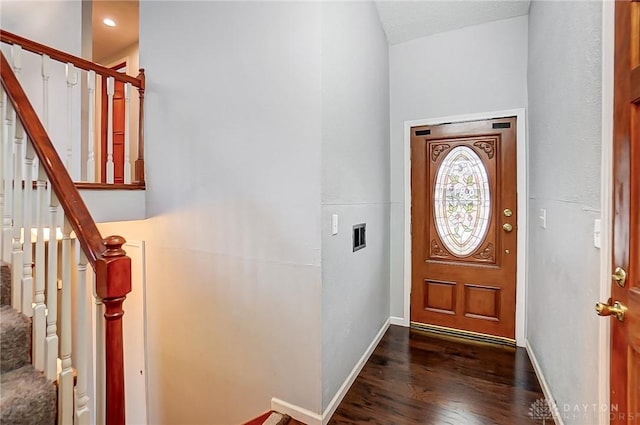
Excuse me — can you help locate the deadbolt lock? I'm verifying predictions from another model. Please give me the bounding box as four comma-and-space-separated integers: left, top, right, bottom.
503, 208, 513, 217
612, 267, 627, 288
502, 223, 513, 232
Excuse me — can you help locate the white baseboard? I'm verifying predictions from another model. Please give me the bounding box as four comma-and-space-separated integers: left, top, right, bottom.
271, 398, 322, 425
525, 340, 565, 425
272, 317, 391, 425
320, 317, 390, 423
390, 316, 408, 326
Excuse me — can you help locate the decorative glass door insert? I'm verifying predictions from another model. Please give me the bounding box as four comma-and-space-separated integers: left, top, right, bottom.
433, 146, 491, 257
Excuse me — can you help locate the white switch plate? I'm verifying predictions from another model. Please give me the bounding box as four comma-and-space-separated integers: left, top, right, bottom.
594, 218, 601, 249
539, 208, 547, 229
331, 214, 338, 235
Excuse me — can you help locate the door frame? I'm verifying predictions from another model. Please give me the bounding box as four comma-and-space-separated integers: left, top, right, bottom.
401, 108, 527, 346
597, 0, 616, 422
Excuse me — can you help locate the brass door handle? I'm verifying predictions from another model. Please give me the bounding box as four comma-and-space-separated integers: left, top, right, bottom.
595, 299, 628, 322
503, 223, 513, 232
612, 267, 627, 287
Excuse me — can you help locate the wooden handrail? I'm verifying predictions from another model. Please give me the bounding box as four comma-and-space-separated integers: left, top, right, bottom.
1, 29, 143, 88
1, 52, 104, 265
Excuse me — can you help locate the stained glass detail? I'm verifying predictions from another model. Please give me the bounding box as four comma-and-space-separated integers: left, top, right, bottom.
433, 146, 491, 257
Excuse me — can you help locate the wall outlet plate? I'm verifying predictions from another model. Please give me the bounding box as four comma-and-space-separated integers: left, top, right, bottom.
539, 208, 547, 229
594, 218, 601, 249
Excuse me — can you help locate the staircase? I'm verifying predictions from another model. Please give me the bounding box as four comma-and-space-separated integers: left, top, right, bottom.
0, 263, 56, 424
0, 30, 137, 425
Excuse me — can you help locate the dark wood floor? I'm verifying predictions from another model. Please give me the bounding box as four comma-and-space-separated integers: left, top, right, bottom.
327, 325, 552, 424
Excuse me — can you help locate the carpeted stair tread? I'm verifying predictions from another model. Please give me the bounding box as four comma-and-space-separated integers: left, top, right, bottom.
0, 305, 31, 373
1, 263, 10, 306
0, 365, 56, 425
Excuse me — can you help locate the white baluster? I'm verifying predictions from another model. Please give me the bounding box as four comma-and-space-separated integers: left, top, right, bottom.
66, 63, 78, 177
12, 121, 24, 312
32, 161, 46, 371
42, 55, 50, 129
106, 77, 115, 184
0, 90, 5, 262
124, 83, 131, 184
11, 45, 22, 78
21, 138, 34, 318
74, 251, 90, 425
87, 71, 96, 183
2, 96, 14, 265
44, 192, 59, 381
59, 218, 73, 425
35, 54, 51, 176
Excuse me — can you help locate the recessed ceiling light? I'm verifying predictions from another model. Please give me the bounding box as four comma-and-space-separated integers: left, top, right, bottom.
103, 18, 116, 27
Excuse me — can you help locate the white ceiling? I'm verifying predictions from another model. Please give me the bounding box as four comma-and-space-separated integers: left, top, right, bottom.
89, 0, 530, 62
375, 0, 531, 45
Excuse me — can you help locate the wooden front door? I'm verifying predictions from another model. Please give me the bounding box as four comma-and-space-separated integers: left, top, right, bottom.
101, 63, 126, 184
608, 1, 640, 421
411, 117, 517, 340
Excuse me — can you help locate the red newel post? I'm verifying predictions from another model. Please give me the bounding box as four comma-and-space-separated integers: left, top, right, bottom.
96, 236, 132, 425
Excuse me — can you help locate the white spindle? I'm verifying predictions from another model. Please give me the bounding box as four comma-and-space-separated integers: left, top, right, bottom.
10, 47, 23, 303
35, 54, 51, 176
32, 161, 46, 371
59, 218, 73, 425
87, 70, 96, 182
106, 77, 115, 184
11, 121, 24, 313
41, 55, 50, 129
124, 83, 132, 183
2, 95, 14, 265
65, 63, 78, 176
21, 138, 34, 318
11, 45, 22, 77
44, 191, 59, 381
0, 90, 5, 262
74, 251, 90, 425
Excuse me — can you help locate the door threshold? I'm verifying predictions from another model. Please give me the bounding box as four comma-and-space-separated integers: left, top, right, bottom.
410, 321, 516, 347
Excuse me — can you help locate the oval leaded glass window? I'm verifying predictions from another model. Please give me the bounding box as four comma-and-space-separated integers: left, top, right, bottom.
433, 146, 491, 257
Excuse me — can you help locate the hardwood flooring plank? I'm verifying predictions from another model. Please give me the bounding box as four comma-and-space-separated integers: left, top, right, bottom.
328, 325, 552, 425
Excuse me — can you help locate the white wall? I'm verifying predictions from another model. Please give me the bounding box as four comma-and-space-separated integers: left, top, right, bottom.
320, 1, 389, 411
389, 16, 529, 319
104, 2, 324, 423
1, 0, 83, 179
0, 0, 81, 54
526, 1, 602, 422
